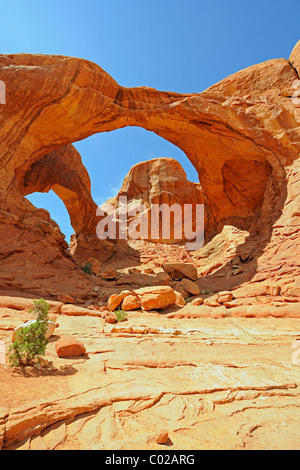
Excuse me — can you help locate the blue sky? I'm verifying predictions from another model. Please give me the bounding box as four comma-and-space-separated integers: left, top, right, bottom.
1, 0, 299, 241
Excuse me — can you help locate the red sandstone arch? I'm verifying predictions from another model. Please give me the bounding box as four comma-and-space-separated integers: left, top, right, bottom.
0, 41, 299, 297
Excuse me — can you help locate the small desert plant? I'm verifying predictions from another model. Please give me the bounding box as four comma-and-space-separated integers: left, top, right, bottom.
114, 308, 128, 322
29, 298, 50, 322
82, 262, 93, 275
8, 299, 50, 367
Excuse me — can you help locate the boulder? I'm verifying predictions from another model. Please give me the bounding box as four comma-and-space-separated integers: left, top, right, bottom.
263, 283, 281, 296
217, 291, 234, 304
162, 263, 197, 281
134, 286, 176, 311
99, 306, 109, 312
105, 312, 118, 324
285, 282, 300, 297
232, 282, 281, 299
174, 291, 186, 307
55, 336, 86, 357
116, 272, 170, 287
152, 272, 170, 285
57, 295, 75, 304
13, 320, 56, 342
155, 430, 169, 444
122, 294, 140, 311
108, 292, 130, 312
204, 298, 221, 307
170, 281, 189, 299
99, 269, 119, 280
180, 279, 200, 295
190, 298, 204, 306
144, 267, 155, 274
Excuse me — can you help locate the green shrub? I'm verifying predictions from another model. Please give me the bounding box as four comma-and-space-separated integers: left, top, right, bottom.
29, 298, 50, 322
114, 309, 128, 322
8, 299, 50, 367
82, 262, 93, 275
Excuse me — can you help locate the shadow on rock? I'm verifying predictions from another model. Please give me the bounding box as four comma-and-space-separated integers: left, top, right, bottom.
11, 361, 78, 377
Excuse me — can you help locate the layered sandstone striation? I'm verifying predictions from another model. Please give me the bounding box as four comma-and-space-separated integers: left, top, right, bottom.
0, 43, 299, 299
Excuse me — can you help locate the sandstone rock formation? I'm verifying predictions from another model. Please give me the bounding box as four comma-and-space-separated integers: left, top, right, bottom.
0, 42, 299, 301
18, 143, 136, 277
0, 43, 299, 451
19, 144, 98, 234
104, 157, 204, 244
134, 286, 176, 311
107, 285, 177, 312
290, 40, 300, 76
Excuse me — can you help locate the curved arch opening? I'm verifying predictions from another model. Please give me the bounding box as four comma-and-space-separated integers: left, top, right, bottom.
23, 126, 201, 249
73, 126, 199, 208
25, 190, 73, 243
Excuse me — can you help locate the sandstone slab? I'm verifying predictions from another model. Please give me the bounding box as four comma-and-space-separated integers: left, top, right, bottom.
61, 305, 102, 317
108, 293, 129, 312
162, 263, 198, 281
180, 279, 200, 295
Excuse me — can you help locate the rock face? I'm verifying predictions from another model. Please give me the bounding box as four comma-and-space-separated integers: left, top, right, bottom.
104, 157, 204, 244
0, 44, 299, 299
290, 40, 300, 75
1, 304, 300, 450
20, 144, 98, 234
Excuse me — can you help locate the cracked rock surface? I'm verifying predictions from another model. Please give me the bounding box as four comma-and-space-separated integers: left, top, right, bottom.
1, 305, 299, 450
